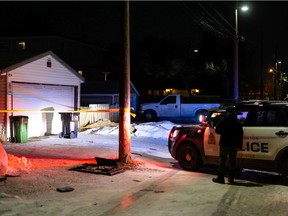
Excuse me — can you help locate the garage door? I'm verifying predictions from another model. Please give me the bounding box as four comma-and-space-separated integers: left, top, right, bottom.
12, 83, 75, 137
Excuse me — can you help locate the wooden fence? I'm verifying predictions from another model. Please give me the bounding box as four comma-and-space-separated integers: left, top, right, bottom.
79, 104, 119, 127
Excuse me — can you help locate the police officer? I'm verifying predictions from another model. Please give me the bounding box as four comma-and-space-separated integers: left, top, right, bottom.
212, 107, 243, 184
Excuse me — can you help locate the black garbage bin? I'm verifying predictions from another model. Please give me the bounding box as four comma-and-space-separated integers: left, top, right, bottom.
10, 115, 29, 143
59, 112, 79, 138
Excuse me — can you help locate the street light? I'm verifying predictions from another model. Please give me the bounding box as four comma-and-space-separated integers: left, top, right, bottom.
233, 5, 248, 101
269, 67, 277, 100
275, 60, 281, 99
269, 60, 281, 100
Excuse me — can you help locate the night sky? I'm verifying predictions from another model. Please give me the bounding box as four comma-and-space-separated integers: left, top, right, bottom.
1, 1, 288, 89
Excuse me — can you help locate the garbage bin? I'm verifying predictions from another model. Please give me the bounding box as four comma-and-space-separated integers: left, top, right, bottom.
59, 112, 79, 138
10, 115, 29, 143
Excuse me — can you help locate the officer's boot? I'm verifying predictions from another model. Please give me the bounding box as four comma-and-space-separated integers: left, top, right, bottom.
228, 171, 235, 184
212, 174, 225, 184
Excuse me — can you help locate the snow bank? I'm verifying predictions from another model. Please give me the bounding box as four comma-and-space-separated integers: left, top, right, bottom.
82, 121, 181, 139
133, 121, 181, 138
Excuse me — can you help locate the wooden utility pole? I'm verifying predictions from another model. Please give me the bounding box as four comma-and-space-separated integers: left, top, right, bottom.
119, 0, 131, 163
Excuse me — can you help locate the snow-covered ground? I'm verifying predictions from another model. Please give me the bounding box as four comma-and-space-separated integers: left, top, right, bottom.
2, 120, 183, 168
2, 120, 288, 216
80, 120, 182, 158
82, 120, 180, 139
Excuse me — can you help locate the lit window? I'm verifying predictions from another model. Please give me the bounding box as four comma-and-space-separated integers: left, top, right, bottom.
191, 89, 200, 95
18, 41, 26, 50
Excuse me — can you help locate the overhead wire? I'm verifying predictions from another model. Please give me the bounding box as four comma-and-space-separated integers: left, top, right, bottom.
180, 1, 244, 40
208, 3, 245, 41
197, 2, 235, 38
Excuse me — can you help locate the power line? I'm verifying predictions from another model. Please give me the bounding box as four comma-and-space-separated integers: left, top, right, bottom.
197, 2, 235, 38
180, 1, 245, 40
207, 2, 245, 41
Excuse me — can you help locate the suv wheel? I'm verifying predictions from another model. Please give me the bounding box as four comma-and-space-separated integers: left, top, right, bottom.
176, 143, 202, 171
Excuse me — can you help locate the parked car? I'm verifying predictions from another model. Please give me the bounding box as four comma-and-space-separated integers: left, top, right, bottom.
168, 101, 288, 177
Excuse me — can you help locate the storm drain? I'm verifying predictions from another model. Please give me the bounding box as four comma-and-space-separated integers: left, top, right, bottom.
69, 157, 125, 176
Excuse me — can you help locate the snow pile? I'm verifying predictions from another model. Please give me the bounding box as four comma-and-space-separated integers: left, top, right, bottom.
7, 154, 32, 176
0, 143, 32, 178
133, 121, 181, 138
83, 120, 181, 139
88, 125, 120, 135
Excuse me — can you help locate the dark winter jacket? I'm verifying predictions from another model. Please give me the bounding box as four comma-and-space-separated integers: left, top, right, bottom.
215, 113, 243, 148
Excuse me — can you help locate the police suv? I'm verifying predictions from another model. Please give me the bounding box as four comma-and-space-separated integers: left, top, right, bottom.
168, 101, 288, 177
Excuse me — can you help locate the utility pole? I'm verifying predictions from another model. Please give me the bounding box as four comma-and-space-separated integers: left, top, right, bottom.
233, 3, 248, 101
119, 0, 131, 163
233, 6, 239, 101
260, 29, 264, 99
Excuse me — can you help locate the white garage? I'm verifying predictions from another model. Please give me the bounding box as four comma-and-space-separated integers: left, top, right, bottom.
12, 83, 75, 137
0, 51, 84, 139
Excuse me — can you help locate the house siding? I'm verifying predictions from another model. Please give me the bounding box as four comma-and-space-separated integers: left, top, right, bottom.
7, 54, 81, 86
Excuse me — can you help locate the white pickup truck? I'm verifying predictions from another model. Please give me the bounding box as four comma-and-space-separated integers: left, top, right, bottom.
139, 94, 221, 122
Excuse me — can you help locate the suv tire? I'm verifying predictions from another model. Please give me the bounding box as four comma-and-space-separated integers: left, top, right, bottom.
177, 143, 202, 171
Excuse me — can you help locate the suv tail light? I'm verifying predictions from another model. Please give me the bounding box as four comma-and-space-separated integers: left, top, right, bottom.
170, 126, 180, 139
199, 114, 206, 123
